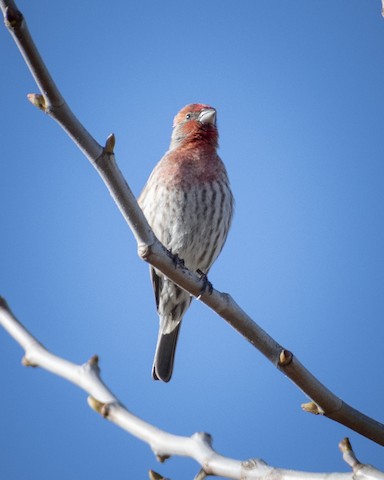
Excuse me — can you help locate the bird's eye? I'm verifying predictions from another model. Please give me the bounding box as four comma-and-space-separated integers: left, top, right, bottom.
185, 113, 191, 120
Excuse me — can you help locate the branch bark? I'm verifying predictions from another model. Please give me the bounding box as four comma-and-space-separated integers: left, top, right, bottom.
1, 297, 383, 480
1, 0, 384, 447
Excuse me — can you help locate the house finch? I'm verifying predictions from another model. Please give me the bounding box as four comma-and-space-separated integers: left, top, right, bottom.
138, 104, 234, 382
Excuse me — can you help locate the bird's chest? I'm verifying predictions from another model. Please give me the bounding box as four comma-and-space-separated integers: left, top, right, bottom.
149, 183, 212, 257
162, 147, 222, 186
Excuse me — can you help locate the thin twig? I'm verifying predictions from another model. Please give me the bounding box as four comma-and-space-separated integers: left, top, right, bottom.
339, 438, 384, 480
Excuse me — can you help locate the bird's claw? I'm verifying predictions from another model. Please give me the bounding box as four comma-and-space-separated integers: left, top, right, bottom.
168, 249, 185, 269
196, 269, 213, 299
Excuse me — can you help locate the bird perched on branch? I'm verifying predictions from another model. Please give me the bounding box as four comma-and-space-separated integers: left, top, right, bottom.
138, 104, 234, 382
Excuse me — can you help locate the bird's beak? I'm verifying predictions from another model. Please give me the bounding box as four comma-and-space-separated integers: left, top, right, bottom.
199, 108, 216, 126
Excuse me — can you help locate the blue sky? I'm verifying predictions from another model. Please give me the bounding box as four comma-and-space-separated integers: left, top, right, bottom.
1, 1, 384, 478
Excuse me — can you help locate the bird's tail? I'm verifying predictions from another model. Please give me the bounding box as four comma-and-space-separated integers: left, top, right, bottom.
152, 322, 181, 382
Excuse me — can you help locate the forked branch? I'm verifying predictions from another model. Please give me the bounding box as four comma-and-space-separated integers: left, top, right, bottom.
1, 297, 383, 480
1, 0, 384, 446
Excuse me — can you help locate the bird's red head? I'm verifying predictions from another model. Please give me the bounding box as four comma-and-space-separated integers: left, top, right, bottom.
170, 104, 218, 150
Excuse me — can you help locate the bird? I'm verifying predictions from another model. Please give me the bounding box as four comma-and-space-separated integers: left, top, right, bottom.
138, 103, 234, 382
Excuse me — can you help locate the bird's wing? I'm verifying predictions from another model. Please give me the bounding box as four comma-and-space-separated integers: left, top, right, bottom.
150, 267, 162, 311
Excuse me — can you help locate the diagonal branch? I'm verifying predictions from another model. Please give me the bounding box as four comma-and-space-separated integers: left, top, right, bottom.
1, 0, 384, 446
1, 297, 383, 480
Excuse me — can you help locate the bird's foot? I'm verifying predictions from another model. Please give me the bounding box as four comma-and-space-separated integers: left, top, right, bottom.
196, 269, 213, 299
168, 249, 185, 269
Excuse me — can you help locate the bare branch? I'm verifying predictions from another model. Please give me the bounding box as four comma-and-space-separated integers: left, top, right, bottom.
1, 0, 384, 446
1, 297, 383, 480
1, 0, 101, 160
